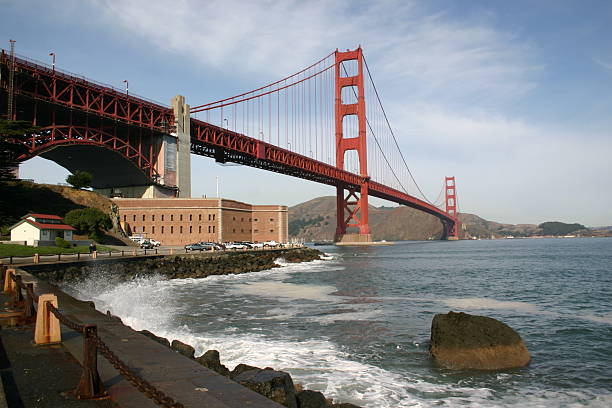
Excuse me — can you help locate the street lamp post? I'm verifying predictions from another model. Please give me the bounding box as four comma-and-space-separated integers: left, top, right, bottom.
49, 52, 55, 73
123, 80, 129, 97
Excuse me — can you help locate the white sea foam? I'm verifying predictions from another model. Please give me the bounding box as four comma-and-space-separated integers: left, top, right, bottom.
59, 260, 612, 407
230, 281, 339, 302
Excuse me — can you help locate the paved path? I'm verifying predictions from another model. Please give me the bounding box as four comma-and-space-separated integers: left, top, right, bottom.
5, 269, 282, 408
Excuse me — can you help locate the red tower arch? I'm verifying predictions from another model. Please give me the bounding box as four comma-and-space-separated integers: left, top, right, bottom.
445, 176, 459, 240
334, 47, 371, 243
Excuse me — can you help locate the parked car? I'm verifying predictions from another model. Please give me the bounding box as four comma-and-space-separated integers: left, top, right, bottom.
185, 243, 207, 251
225, 242, 247, 250
200, 242, 224, 250
140, 241, 155, 249
148, 239, 161, 247
250, 242, 264, 249
264, 240, 279, 247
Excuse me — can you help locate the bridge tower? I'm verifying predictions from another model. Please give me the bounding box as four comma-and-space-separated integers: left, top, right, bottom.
444, 176, 459, 240
334, 47, 372, 243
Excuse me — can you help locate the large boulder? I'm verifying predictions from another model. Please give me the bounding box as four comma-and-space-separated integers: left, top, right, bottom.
195, 350, 230, 377
233, 368, 298, 408
430, 311, 531, 370
296, 390, 327, 408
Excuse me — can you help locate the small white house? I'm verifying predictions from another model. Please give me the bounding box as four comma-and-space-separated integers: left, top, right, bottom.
10, 213, 75, 246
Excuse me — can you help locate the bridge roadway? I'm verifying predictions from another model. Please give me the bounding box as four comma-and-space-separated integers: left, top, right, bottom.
0, 51, 457, 233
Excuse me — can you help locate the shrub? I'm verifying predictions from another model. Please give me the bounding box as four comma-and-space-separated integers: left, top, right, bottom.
66, 170, 93, 189
55, 236, 71, 248
64, 207, 112, 241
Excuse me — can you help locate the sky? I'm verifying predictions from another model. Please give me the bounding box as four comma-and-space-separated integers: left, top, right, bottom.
2, 0, 611, 226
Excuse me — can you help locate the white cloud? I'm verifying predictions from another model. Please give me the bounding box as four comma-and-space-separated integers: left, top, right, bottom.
594, 58, 612, 72
92, 0, 538, 108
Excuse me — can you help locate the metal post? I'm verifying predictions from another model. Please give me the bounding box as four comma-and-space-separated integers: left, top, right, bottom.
76, 325, 106, 399
24, 283, 35, 320
58, 254, 61, 262
13, 274, 24, 305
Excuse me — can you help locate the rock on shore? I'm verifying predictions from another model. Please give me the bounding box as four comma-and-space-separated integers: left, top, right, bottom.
430, 311, 531, 370
25, 247, 323, 283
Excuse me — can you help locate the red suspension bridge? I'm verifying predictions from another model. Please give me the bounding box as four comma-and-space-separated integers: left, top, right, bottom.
0, 46, 459, 241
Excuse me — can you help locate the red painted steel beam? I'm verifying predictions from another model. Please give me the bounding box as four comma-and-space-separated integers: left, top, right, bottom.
2, 53, 174, 132
190, 118, 458, 225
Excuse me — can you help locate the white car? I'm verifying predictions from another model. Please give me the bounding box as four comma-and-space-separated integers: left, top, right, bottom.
250, 242, 264, 248
225, 243, 248, 250
264, 240, 279, 247
148, 239, 161, 247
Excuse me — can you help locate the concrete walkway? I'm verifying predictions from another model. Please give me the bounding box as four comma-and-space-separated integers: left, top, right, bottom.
6, 268, 283, 408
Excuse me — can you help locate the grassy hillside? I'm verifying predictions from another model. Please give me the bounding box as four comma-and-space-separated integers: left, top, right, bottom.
0, 181, 131, 245
288, 196, 444, 241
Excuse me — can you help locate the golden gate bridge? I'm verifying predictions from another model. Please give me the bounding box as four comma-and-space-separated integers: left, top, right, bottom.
0, 46, 459, 242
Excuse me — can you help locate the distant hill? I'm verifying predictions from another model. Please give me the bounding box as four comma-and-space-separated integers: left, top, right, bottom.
288, 196, 596, 241
289, 196, 445, 241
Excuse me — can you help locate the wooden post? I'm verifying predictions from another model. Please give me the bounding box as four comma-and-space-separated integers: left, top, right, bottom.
34, 253, 40, 263
13, 274, 24, 305
34, 294, 61, 344
170, 248, 174, 255
76, 325, 106, 399
92, 251, 97, 260
3, 268, 16, 293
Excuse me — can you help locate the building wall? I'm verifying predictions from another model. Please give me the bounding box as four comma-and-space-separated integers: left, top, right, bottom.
113, 198, 287, 246
11, 222, 41, 246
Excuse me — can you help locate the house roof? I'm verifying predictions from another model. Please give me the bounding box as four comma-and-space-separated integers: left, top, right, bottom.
22, 213, 63, 220
10, 218, 76, 231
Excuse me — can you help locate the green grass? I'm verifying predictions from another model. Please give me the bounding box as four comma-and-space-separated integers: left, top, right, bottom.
0, 243, 117, 257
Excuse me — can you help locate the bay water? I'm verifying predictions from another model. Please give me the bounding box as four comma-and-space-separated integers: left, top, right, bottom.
62, 238, 612, 407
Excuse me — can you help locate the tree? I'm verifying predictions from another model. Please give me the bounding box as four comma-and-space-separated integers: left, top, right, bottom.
0, 119, 38, 181
66, 170, 93, 189
64, 207, 112, 241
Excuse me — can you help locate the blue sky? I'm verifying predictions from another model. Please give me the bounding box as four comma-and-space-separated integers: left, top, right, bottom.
2, 0, 611, 226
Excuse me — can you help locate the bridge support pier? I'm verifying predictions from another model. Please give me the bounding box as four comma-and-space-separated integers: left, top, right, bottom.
172, 95, 192, 198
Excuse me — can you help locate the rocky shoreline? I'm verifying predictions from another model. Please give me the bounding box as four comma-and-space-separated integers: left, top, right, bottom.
23, 247, 323, 284
132, 328, 360, 408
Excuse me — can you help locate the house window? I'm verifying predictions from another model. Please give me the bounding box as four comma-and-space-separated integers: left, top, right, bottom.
208, 214, 211, 221
241, 217, 244, 222
241, 229, 244, 233
199, 214, 202, 221
212, 226, 215, 233
269, 218, 274, 222
213, 214, 216, 221
254, 229, 259, 233
123, 215, 126, 222
233, 229, 236, 233
254, 218, 258, 221
143, 226, 145, 232
233, 217, 235, 221
270, 229, 274, 233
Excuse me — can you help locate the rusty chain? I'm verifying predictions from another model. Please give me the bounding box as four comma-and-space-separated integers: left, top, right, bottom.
45, 297, 184, 407
9, 273, 39, 303
7, 271, 184, 407
91, 335, 184, 408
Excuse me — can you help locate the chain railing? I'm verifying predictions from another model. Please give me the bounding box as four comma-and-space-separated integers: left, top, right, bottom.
2, 266, 184, 407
